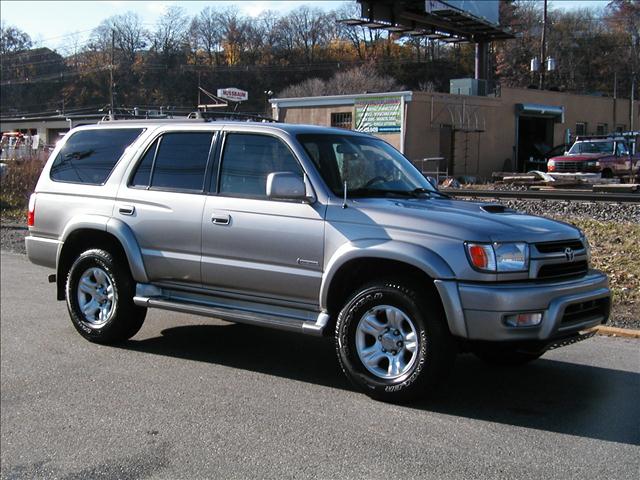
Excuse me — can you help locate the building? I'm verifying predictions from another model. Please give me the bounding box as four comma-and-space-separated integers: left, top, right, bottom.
271, 87, 638, 177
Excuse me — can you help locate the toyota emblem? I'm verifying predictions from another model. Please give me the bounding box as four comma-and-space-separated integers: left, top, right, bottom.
564, 247, 575, 262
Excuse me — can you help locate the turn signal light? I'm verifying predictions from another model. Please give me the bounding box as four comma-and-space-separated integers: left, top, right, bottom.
504, 313, 543, 327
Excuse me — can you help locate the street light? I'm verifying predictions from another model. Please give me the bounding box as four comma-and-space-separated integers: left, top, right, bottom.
264, 90, 274, 117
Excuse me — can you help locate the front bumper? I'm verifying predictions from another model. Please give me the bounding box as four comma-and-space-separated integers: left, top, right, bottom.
435, 270, 610, 341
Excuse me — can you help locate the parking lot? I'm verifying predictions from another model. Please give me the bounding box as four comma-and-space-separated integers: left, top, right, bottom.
1, 251, 639, 479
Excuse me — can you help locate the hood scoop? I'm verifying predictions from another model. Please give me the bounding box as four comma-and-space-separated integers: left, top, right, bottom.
480, 204, 515, 214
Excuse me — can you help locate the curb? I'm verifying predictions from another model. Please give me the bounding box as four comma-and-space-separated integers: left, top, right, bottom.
587, 325, 640, 339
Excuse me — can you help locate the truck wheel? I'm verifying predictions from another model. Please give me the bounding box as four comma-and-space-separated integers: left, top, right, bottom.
335, 280, 455, 402
601, 169, 613, 179
66, 248, 146, 344
474, 349, 544, 366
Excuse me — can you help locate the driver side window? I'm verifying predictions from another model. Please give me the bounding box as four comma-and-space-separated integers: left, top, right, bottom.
219, 133, 303, 198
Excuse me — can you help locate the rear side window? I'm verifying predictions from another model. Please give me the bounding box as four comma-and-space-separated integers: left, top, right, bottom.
151, 133, 213, 191
50, 128, 144, 184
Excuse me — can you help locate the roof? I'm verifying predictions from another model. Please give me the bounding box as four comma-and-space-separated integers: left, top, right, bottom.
74, 120, 372, 137
270, 91, 413, 108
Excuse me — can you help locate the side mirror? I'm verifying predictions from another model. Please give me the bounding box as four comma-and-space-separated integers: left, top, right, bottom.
266, 172, 315, 203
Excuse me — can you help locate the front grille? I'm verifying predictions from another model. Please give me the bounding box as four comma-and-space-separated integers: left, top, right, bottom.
538, 260, 589, 279
554, 161, 581, 172
561, 298, 609, 325
535, 239, 584, 254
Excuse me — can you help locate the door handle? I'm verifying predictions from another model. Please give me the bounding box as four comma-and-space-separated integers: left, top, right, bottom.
118, 205, 135, 216
211, 213, 230, 225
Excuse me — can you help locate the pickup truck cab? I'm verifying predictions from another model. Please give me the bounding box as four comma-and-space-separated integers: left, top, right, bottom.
547, 134, 640, 177
25, 119, 611, 402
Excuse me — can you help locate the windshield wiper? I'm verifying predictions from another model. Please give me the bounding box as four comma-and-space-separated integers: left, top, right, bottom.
348, 187, 442, 199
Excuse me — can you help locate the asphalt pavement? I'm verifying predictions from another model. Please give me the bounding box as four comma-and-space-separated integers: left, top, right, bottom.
1, 251, 639, 480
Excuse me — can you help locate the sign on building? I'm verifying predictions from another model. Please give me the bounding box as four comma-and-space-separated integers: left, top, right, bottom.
354, 96, 402, 133
217, 88, 249, 102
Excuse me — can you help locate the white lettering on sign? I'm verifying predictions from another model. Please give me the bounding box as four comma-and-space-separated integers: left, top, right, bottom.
217, 88, 249, 102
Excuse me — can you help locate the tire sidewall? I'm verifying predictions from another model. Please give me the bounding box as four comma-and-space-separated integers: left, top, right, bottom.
336, 284, 429, 398
66, 250, 120, 341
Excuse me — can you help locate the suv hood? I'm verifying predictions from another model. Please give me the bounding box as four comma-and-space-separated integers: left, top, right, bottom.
550, 153, 607, 162
333, 197, 580, 243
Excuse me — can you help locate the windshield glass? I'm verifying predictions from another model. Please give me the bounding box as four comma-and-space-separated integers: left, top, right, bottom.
568, 141, 614, 155
297, 133, 436, 197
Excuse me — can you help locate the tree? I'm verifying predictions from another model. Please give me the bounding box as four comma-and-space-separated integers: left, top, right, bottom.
191, 6, 223, 66
279, 64, 402, 97
0, 22, 32, 56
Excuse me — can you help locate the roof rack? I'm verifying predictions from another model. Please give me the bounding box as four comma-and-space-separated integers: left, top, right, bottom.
189, 111, 278, 123
575, 134, 624, 142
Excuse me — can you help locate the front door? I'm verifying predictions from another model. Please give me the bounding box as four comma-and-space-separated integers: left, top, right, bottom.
201, 132, 325, 305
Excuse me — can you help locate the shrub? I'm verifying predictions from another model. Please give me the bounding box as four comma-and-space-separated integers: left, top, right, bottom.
0, 157, 46, 210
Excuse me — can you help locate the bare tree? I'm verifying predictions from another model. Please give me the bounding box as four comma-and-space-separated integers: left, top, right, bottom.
0, 22, 32, 56
287, 6, 332, 63
279, 65, 402, 97
191, 6, 223, 66
151, 6, 189, 59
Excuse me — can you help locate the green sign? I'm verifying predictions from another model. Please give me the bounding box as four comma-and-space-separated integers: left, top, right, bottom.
354, 96, 402, 134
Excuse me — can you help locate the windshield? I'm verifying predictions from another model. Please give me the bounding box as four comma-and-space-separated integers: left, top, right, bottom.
297, 133, 437, 198
568, 141, 614, 155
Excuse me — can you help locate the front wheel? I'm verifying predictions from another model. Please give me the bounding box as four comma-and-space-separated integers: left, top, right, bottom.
66, 248, 146, 344
335, 281, 455, 402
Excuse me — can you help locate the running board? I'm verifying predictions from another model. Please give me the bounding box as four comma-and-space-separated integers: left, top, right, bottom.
133, 295, 329, 336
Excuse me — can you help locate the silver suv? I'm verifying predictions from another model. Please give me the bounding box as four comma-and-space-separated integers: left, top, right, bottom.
26, 120, 611, 402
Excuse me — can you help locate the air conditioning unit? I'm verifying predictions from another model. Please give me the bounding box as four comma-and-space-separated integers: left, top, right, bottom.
450, 78, 488, 96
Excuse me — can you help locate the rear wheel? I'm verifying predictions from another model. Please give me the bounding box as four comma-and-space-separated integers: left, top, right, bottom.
335, 280, 455, 402
66, 249, 146, 344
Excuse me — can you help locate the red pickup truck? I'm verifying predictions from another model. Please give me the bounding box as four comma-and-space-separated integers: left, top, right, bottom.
547, 134, 639, 178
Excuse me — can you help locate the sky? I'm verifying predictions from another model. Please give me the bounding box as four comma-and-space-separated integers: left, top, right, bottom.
0, 0, 611, 53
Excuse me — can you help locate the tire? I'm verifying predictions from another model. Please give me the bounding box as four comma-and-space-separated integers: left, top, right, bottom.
601, 169, 613, 179
474, 348, 544, 366
335, 280, 455, 402
66, 248, 146, 344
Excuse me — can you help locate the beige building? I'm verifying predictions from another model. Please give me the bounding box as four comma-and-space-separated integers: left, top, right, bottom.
271, 87, 638, 178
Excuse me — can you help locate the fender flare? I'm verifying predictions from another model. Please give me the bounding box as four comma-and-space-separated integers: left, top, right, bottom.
58, 215, 148, 283
319, 239, 455, 311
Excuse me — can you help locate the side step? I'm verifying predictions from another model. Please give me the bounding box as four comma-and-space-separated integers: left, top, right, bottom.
133, 295, 329, 336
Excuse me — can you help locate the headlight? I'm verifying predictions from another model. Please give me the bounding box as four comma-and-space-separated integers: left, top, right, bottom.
580, 231, 591, 262
465, 242, 529, 272
547, 159, 555, 167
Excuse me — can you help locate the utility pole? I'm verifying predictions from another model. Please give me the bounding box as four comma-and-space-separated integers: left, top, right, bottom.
613, 72, 617, 132
109, 29, 115, 119
539, 0, 547, 90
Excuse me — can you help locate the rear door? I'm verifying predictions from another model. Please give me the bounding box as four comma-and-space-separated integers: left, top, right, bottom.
116, 130, 217, 285
201, 131, 325, 305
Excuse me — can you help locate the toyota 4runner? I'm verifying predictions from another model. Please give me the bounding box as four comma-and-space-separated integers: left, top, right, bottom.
25, 120, 611, 402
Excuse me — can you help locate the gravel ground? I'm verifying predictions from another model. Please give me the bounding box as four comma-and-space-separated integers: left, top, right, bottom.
2, 199, 638, 330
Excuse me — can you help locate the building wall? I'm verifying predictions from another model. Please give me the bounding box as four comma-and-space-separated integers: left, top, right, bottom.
278, 105, 403, 151
277, 87, 637, 178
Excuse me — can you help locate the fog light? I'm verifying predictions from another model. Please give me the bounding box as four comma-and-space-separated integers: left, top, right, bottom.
504, 312, 543, 327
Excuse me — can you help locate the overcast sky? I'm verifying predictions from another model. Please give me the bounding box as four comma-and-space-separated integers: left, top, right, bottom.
1, 0, 611, 53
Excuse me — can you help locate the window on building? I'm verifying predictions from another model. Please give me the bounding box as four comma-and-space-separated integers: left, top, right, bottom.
331, 112, 353, 130
615, 124, 626, 133
150, 132, 213, 191
596, 123, 608, 135
219, 133, 302, 198
50, 128, 144, 185
575, 122, 587, 136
